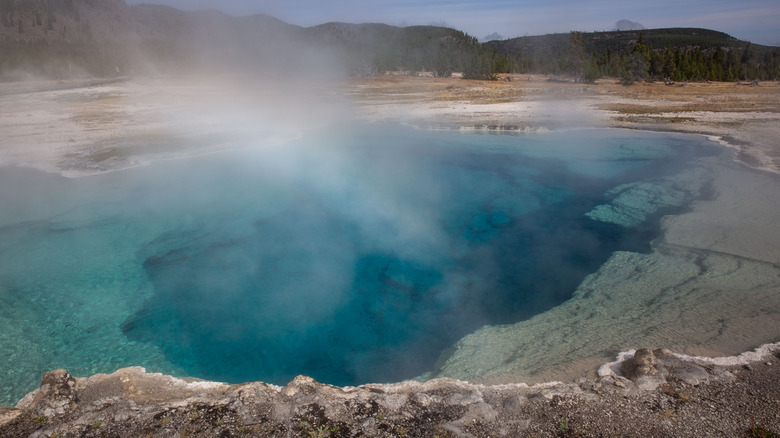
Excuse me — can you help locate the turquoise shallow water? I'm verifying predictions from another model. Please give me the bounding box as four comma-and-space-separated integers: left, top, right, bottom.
0, 126, 718, 405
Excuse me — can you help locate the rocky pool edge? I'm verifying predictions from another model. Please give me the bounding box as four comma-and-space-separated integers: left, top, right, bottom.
1, 341, 778, 437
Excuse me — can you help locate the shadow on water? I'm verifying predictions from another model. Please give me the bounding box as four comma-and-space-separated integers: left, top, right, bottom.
120, 126, 718, 386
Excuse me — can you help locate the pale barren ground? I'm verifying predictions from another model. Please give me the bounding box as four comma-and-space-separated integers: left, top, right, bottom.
1, 74, 779, 175
345, 74, 780, 173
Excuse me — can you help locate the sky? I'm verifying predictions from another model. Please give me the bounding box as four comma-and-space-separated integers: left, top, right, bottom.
125, 0, 780, 46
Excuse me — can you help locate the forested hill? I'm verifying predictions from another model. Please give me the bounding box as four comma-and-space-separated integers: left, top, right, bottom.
1, 0, 778, 82
487, 28, 779, 82
302, 23, 488, 78
491, 28, 746, 55
0, 0, 310, 78
0, 0, 490, 80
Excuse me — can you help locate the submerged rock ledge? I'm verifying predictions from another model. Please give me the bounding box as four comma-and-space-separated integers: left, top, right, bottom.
2, 344, 778, 437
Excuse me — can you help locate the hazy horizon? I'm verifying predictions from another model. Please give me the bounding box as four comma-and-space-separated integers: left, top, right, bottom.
125, 0, 780, 46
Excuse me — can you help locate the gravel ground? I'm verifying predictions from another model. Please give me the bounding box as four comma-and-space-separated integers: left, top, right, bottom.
523, 358, 780, 437
1, 347, 779, 437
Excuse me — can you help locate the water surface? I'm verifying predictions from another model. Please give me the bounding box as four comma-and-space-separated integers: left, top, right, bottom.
0, 126, 718, 404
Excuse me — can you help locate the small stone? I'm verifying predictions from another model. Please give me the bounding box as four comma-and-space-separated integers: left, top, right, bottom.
623, 349, 659, 379
411, 393, 432, 407
743, 364, 754, 371
614, 380, 626, 388
503, 395, 529, 411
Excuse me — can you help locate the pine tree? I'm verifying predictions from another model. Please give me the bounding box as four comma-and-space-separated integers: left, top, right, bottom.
46, 9, 55, 31
620, 53, 648, 85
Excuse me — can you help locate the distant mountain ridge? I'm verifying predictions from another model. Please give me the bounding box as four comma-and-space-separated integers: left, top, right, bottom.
0, 0, 777, 81
0, 0, 490, 79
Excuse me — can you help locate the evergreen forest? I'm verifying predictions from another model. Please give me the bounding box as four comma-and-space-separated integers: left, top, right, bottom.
0, 0, 778, 83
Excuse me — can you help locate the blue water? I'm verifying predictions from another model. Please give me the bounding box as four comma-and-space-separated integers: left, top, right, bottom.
0, 126, 718, 404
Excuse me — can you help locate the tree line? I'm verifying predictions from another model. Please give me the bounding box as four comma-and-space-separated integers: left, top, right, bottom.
306, 26, 780, 83
305, 24, 500, 80
1, 0, 778, 84
487, 29, 780, 84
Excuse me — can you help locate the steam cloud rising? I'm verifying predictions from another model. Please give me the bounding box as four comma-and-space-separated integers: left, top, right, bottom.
115, 125, 712, 386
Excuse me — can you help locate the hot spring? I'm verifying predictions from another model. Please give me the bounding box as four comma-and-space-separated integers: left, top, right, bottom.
0, 125, 731, 404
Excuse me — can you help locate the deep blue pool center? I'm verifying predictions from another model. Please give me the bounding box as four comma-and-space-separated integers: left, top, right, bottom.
0, 125, 718, 404
121, 126, 715, 386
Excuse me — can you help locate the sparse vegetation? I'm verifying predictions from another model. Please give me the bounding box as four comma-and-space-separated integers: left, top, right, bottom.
750, 425, 780, 438
658, 409, 678, 419
557, 417, 569, 432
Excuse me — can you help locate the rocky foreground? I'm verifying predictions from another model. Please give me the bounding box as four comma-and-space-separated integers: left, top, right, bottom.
1, 346, 778, 437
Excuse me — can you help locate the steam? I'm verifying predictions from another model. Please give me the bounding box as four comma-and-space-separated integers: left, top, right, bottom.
1, 33, 717, 392
111, 108, 702, 387
1, 0, 769, 409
